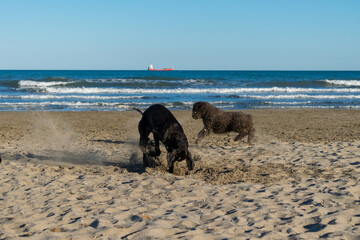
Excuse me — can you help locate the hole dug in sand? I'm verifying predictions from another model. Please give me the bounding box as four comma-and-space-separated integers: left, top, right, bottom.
148, 159, 332, 185
144, 138, 335, 185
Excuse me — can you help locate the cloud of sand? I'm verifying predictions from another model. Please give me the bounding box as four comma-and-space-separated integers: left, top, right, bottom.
31, 114, 106, 165
28, 113, 145, 167
33, 115, 75, 151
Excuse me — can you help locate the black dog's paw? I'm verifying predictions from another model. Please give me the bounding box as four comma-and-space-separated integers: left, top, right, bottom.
148, 150, 160, 157
187, 160, 195, 171
142, 153, 161, 168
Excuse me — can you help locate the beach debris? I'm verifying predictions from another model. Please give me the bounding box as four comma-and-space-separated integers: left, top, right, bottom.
50, 228, 63, 232
130, 215, 143, 222
141, 214, 152, 220
90, 219, 99, 229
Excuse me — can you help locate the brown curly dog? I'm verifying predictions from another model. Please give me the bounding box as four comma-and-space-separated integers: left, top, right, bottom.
192, 102, 255, 144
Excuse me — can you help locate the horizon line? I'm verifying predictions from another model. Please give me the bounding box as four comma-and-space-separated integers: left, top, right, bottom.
1, 69, 360, 71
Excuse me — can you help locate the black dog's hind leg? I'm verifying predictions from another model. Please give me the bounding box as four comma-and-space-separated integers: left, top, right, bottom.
138, 119, 151, 153
138, 118, 152, 167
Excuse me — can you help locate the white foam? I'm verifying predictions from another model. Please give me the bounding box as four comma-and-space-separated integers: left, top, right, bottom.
0, 95, 145, 100
83, 78, 209, 85
241, 94, 360, 99
263, 101, 312, 105
42, 87, 360, 94
4, 93, 360, 101
18, 80, 75, 88
255, 105, 360, 109
324, 79, 360, 86
22, 95, 143, 100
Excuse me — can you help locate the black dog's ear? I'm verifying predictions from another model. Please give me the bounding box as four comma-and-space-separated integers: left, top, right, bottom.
163, 123, 179, 141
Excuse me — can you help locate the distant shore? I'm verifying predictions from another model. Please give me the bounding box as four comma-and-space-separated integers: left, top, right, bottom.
1, 109, 360, 239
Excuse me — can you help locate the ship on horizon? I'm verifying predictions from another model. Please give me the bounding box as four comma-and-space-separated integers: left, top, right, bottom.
148, 64, 174, 71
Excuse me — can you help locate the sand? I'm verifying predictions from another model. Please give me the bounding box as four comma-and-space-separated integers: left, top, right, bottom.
1, 109, 360, 239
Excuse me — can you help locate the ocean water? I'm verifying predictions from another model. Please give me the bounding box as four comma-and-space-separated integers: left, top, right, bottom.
0, 70, 360, 111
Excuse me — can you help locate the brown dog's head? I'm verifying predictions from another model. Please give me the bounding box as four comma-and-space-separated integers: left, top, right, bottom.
192, 101, 209, 119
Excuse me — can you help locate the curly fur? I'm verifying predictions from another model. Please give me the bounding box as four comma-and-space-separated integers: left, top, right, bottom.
192, 102, 255, 144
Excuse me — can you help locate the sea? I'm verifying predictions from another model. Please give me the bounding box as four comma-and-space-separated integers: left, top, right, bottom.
1, 70, 360, 111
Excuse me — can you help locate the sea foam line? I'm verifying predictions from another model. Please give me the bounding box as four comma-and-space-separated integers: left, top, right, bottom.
18, 80, 76, 87
324, 79, 360, 86
42, 87, 360, 94
238, 94, 360, 99
13, 95, 143, 100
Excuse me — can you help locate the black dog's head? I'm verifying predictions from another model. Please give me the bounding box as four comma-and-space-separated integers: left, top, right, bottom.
192, 101, 207, 119
167, 148, 194, 173
165, 130, 194, 173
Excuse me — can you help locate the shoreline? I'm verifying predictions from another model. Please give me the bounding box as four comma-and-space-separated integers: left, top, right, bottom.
1, 109, 360, 239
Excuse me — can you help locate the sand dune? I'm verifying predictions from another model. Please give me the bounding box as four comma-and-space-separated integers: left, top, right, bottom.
1, 110, 360, 239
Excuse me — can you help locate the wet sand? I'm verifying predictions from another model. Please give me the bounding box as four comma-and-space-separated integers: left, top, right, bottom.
1, 109, 360, 239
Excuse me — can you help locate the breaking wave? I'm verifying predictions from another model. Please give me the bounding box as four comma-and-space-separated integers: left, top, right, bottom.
18, 80, 76, 88
33, 87, 360, 94
323, 79, 360, 87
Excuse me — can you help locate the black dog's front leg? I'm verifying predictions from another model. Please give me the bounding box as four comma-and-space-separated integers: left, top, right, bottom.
153, 134, 161, 156
167, 151, 176, 173
186, 151, 194, 171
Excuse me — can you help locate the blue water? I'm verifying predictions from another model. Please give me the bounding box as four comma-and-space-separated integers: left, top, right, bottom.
1, 70, 360, 111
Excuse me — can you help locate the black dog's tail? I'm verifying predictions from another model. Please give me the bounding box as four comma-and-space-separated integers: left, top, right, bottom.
117, 104, 143, 115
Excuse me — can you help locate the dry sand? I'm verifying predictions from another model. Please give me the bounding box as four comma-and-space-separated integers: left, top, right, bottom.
1, 109, 360, 239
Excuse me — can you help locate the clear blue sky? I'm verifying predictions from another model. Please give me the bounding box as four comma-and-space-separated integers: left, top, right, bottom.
1, 0, 359, 70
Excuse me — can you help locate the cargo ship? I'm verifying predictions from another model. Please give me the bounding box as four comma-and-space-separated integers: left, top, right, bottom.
148, 64, 174, 71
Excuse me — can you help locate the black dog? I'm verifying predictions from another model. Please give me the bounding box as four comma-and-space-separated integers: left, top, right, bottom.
192, 102, 255, 144
134, 104, 194, 173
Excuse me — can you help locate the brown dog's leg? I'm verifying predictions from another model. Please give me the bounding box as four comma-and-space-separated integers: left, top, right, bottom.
248, 128, 255, 144
196, 128, 210, 144
234, 129, 249, 142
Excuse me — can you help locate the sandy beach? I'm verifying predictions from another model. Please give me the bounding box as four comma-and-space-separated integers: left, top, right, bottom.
1, 109, 360, 239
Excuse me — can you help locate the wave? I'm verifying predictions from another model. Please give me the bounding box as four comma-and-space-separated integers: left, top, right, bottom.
254, 105, 360, 109
323, 79, 360, 87
18, 80, 76, 88
263, 101, 312, 105
4, 93, 360, 101
40, 87, 360, 94
0, 100, 233, 110
0, 94, 146, 100
233, 94, 360, 99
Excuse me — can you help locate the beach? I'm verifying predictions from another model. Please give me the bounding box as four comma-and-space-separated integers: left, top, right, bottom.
1, 109, 360, 239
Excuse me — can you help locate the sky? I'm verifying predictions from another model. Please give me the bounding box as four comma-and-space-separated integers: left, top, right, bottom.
0, 0, 359, 70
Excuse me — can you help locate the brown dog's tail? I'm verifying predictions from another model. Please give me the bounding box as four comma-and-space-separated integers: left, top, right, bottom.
117, 104, 143, 115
